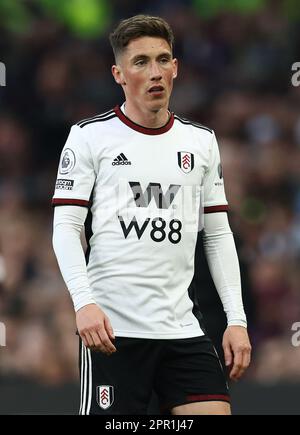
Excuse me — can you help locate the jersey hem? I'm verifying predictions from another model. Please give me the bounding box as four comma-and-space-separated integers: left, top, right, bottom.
113, 329, 205, 339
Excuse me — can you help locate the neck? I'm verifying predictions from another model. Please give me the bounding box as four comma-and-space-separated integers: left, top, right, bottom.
124, 101, 170, 128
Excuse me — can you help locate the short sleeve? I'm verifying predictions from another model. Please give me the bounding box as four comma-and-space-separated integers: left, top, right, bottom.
203, 132, 229, 213
52, 125, 95, 207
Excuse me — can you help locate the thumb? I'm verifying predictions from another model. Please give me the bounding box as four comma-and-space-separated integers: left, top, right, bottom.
104, 316, 115, 339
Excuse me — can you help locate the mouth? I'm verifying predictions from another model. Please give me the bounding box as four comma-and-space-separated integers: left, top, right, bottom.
148, 85, 164, 95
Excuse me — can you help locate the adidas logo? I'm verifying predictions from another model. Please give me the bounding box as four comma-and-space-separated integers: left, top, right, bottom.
112, 153, 131, 166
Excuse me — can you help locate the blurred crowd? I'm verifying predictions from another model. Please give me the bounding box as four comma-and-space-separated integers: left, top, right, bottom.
1, 0, 300, 385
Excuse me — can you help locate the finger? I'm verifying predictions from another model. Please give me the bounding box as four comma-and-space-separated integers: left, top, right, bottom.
230, 350, 243, 380
81, 330, 94, 348
104, 316, 115, 341
89, 329, 102, 347
233, 346, 251, 380
223, 344, 233, 368
240, 346, 251, 377
242, 347, 251, 371
89, 329, 109, 355
80, 334, 89, 349
234, 363, 246, 380
97, 325, 116, 354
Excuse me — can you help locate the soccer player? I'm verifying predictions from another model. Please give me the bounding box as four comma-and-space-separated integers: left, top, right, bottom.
52, 15, 251, 415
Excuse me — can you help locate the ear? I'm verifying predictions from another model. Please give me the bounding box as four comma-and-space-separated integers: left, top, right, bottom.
111, 65, 126, 86
172, 58, 178, 79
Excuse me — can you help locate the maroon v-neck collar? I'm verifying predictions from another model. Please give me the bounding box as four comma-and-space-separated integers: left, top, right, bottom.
113, 105, 174, 135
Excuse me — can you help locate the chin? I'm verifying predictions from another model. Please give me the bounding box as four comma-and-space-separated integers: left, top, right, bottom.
151, 105, 164, 113
148, 100, 166, 112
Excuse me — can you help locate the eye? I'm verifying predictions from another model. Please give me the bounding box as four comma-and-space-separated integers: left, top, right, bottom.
160, 58, 169, 63
135, 59, 146, 66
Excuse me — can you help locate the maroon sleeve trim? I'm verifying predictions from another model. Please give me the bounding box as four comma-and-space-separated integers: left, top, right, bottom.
52, 198, 90, 207
186, 394, 230, 403
204, 205, 229, 213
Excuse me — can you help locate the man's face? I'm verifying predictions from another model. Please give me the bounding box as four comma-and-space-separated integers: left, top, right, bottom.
112, 36, 178, 112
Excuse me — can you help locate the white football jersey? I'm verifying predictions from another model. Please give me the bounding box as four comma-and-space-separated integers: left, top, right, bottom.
52, 104, 228, 339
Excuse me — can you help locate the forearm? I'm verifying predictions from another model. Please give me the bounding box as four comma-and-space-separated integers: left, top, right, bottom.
203, 212, 247, 327
52, 205, 95, 311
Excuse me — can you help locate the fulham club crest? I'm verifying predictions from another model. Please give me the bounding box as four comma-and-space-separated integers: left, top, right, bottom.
96, 385, 114, 410
178, 152, 194, 174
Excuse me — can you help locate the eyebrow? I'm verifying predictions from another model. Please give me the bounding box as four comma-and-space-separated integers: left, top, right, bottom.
131, 52, 172, 63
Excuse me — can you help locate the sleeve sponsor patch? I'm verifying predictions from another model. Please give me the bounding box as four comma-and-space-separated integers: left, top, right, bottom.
59, 148, 76, 174
55, 179, 74, 190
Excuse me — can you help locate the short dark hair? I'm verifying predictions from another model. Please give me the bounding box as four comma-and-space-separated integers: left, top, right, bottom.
109, 15, 174, 61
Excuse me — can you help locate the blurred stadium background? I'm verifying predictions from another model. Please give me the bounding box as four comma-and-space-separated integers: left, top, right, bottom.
1, 0, 300, 414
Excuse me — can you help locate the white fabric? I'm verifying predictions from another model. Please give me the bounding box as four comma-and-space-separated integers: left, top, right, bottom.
203, 212, 247, 327
203, 132, 227, 208
53, 207, 247, 327
52, 106, 239, 338
52, 205, 95, 311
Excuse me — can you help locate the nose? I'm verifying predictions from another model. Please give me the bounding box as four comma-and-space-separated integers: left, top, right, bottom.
150, 61, 162, 81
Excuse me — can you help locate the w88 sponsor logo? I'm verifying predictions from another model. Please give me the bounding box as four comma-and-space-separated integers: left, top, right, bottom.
118, 181, 183, 243
118, 216, 182, 244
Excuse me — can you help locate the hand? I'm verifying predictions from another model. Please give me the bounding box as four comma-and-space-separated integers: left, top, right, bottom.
76, 303, 116, 356
222, 326, 251, 381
